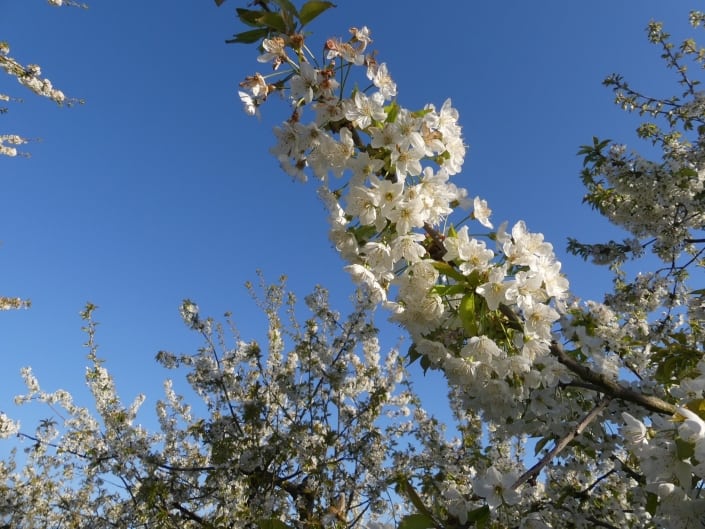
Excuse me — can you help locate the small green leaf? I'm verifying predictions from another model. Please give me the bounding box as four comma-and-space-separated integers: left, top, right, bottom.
430, 284, 467, 297
398, 513, 435, 529
459, 293, 479, 337
214, 0, 227, 5
467, 505, 491, 526
349, 224, 378, 245
385, 101, 400, 123
431, 261, 467, 283
271, 0, 299, 19
685, 398, 705, 419
299, 1, 336, 27
226, 28, 270, 45
257, 12, 288, 33
420, 354, 432, 374
410, 108, 433, 118
407, 343, 421, 366
533, 435, 552, 456
237, 8, 269, 27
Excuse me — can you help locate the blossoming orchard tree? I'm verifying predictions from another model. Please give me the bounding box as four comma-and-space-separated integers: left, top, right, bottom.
2, 281, 456, 528
229, 1, 705, 527
2, 1, 705, 528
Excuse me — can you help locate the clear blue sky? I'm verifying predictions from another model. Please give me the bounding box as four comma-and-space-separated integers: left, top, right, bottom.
0, 1, 692, 427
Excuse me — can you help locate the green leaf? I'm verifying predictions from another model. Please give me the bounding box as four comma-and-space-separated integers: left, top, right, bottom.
214, 0, 227, 5
270, 0, 299, 20
533, 435, 553, 456
237, 8, 269, 27
398, 513, 435, 529
458, 292, 485, 338
407, 343, 421, 366
685, 398, 705, 420
349, 224, 378, 245
385, 101, 400, 123
410, 108, 433, 119
299, 1, 336, 27
467, 505, 491, 526
257, 12, 288, 33
420, 354, 432, 374
226, 28, 270, 45
407, 344, 433, 374
430, 283, 467, 297
257, 519, 294, 529
431, 261, 467, 283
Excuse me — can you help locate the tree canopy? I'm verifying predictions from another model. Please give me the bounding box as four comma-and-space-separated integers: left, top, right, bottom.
2, 1, 705, 528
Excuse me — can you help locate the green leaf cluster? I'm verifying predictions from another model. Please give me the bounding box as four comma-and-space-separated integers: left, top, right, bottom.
215, 0, 336, 44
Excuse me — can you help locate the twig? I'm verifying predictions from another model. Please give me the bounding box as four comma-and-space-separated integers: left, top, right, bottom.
512, 396, 611, 489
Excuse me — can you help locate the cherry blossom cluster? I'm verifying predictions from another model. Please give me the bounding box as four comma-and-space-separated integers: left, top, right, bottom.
0, 44, 66, 108
235, 24, 628, 524
240, 29, 572, 423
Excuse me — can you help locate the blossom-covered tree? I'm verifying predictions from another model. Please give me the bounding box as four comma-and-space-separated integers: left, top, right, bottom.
3, 1, 705, 528
1, 278, 465, 528
228, 1, 705, 527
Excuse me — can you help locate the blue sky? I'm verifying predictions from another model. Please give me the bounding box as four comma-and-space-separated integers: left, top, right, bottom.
0, 1, 694, 427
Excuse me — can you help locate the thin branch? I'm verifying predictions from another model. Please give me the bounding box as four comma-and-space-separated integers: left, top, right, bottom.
512, 396, 612, 489
581, 468, 617, 495
170, 502, 207, 526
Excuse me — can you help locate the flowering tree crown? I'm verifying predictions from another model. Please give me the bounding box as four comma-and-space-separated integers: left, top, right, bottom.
231, 1, 705, 526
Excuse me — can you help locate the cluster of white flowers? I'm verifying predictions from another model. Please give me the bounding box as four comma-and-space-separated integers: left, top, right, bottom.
0, 295, 29, 309
241, 30, 573, 418
621, 402, 705, 527
0, 48, 66, 109
0, 412, 19, 438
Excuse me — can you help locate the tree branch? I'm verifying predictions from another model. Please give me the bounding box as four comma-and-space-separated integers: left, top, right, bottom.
550, 341, 677, 416
512, 396, 611, 489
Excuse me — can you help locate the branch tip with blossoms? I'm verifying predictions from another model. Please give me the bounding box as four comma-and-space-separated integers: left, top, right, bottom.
1, 4, 85, 157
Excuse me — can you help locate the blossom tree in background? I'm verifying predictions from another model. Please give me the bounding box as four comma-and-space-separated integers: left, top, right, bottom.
1, 278, 464, 528
230, 1, 705, 526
